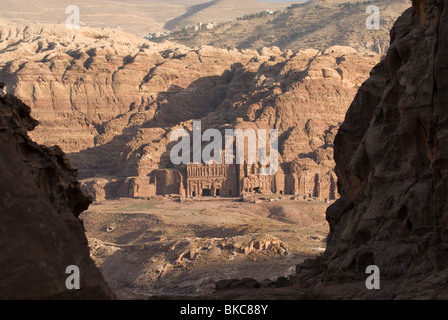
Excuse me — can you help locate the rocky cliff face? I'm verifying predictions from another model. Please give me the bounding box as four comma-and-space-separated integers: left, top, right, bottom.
0, 93, 114, 299
0, 25, 380, 200
298, 0, 448, 299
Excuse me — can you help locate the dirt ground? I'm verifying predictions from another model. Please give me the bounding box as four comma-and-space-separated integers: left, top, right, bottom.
80, 196, 330, 299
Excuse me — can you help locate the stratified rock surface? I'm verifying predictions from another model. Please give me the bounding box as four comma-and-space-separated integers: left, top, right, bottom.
297, 0, 448, 299
0, 93, 114, 299
0, 25, 380, 201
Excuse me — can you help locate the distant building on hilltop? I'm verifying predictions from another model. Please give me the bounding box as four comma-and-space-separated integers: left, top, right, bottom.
184, 21, 216, 32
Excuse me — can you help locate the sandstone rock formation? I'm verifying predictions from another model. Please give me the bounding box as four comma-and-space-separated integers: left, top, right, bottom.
295, 0, 448, 299
0, 24, 380, 201
0, 93, 114, 299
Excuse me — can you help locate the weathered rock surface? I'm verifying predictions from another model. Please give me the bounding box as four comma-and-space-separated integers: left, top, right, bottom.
0, 93, 114, 299
294, 0, 448, 299
0, 25, 380, 201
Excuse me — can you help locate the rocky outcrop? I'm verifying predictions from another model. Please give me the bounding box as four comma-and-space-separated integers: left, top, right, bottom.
0, 93, 114, 299
297, 0, 448, 299
0, 25, 381, 201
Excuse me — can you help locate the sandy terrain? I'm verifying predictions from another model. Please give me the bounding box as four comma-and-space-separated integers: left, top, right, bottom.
80, 196, 330, 299
0, 0, 303, 34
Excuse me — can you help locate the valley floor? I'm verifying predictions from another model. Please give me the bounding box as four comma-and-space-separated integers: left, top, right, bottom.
80, 197, 330, 299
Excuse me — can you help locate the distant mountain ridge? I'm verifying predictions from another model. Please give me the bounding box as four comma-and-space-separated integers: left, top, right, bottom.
162, 0, 412, 54
163, 0, 306, 30
0, 0, 303, 35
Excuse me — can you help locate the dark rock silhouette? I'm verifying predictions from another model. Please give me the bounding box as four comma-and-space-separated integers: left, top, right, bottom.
298, 0, 448, 299
0, 93, 115, 299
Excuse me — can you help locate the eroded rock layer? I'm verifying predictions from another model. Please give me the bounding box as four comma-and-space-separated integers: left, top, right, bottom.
0, 25, 380, 201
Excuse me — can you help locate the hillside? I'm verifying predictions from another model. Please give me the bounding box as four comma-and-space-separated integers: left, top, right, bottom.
0, 24, 379, 201
162, 0, 412, 53
163, 0, 306, 30
0, 0, 303, 35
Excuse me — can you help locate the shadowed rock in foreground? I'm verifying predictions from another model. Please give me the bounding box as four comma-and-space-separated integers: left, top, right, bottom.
0, 94, 115, 299
149, 0, 448, 300
298, 0, 448, 299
